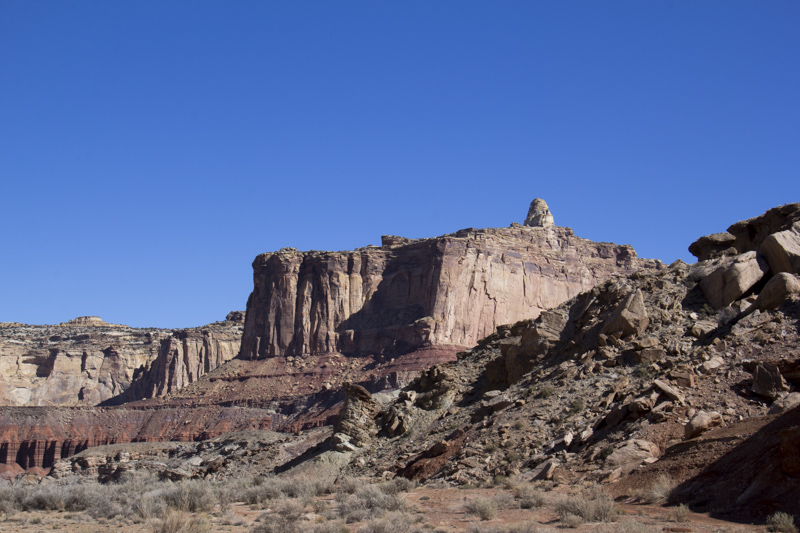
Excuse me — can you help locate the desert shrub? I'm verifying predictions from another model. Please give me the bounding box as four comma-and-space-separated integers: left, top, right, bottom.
274, 498, 306, 521
554, 490, 619, 524
506, 451, 523, 462
306, 522, 351, 533
357, 511, 415, 533
513, 484, 545, 509
244, 478, 285, 504
151, 510, 212, 533
464, 498, 497, 520
385, 476, 414, 494
593, 522, 655, 533
311, 499, 327, 514
672, 504, 689, 523
133, 491, 168, 520
492, 474, 508, 486
768, 512, 798, 533
636, 474, 676, 504
335, 476, 360, 495
597, 445, 614, 461
566, 399, 585, 416
493, 492, 516, 509
251, 516, 300, 533
162, 480, 216, 513
538, 386, 555, 399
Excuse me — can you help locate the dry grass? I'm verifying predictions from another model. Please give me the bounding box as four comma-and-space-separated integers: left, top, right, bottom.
768, 512, 798, 533
553, 485, 620, 525
464, 498, 498, 520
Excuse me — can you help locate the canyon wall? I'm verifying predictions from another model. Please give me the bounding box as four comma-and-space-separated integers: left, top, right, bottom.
0, 313, 244, 407
241, 224, 659, 360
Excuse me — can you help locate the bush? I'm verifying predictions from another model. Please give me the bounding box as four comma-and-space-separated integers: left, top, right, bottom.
513, 485, 545, 509
464, 498, 497, 520
636, 474, 675, 504
274, 498, 305, 522
162, 480, 216, 513
672, 504, 689, 523
554, 490, 619, 524
768, 512, 798, 533
150, 510, 212, 533
538, 387, 555, 399
357, 511, 415, 533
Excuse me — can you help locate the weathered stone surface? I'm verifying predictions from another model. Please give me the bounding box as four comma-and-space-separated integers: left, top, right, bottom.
769, 393, 800, 415
726, 202, 800, 254
760, 223, 800, 275
524, 198, 555, 228
241, 223, 652, 360
751, 362, 790, 400
606, 439, 660, 473
0, 314, 244, 407
752, 273, 800, 311
699, 251, 768, 309
333, 383, 380, 450
688, 232, 738, 262
600, 289, 649, 339
685, 411, 724, 439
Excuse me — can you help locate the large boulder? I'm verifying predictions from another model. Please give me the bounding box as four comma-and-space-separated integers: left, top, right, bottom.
688, 232, 738, 262
727, 202, 800, 254
751, 363, 790, 400
685, 410, 724, 439
605, 439, 660, 473
699, 251, 768, 309
759, 222, 800, 275
601, 289, 649, 339
753, 273, 800, 311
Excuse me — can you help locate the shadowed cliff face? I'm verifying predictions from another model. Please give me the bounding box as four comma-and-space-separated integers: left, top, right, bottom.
241, 225, 657, 360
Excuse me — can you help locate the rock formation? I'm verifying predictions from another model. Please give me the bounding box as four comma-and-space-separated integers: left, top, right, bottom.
524, 198, 555, 227
241, 202, 656, 360
0, 313, 244, 407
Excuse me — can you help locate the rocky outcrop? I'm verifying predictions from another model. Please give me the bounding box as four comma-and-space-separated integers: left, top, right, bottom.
524, 198, 555, 228
0, 405, 276, 469
0, 313, 244, 407
241, 204, 656, 360
332, 383, 380, 451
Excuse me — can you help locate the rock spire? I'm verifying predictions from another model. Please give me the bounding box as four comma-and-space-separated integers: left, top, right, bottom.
524, 198, 554, 227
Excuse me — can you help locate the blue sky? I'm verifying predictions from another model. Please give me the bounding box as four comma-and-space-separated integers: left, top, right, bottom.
1, 1, 798, 328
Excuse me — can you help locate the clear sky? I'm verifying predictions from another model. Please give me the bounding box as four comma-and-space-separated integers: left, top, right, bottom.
1, 1, 798, 328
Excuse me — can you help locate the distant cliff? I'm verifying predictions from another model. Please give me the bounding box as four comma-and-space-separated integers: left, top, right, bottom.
0, 313, 244, 407
241, 201, 659, 360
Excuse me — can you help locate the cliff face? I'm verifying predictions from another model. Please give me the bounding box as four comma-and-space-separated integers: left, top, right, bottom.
0, 314, 244, 407
241, 225, 658, 360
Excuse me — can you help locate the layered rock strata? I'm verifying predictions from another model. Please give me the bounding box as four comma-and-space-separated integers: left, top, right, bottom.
0, 313, 244, 407
0, 405, 276, 469
241, 220, 657, 360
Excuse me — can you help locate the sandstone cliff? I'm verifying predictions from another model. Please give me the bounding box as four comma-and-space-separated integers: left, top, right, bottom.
241, 220, 657, 360
0, 313, 244, 407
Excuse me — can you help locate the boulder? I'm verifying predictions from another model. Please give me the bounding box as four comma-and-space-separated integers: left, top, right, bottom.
699, 251, 768, 309
524, 198, 555, 227
751, 363, 790, 400
685, 411, 724, 439
752, 272, 800, 312
759, 224, 800, 275
601, 289, 650, 339
768, 393, 800, 415
688, 232, 738, 262
654, 379, 685, 404
605, 439, 660, 474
